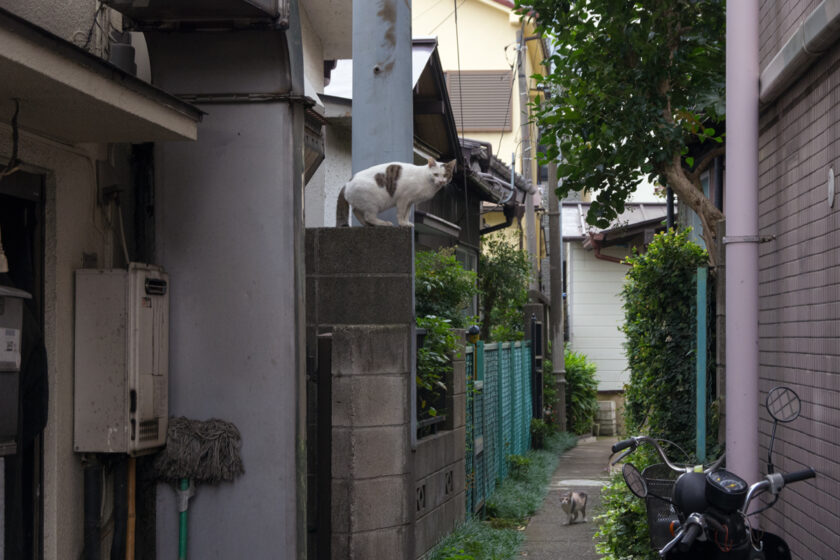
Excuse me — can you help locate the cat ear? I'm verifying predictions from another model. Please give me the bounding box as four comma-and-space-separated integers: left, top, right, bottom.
445, 160, 456, 173
427, 158, 435, 168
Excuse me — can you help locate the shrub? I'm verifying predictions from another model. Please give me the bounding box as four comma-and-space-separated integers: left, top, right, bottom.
595, 228, 717, 560
415, 248, 478, 328
595, 470, 659, 560
621, 228, 717, 454
478, 235, 531, 341
416, 315, 457, 419
530, 418, 552, 449
507, 454, 531, 480
564, 349, 599, 435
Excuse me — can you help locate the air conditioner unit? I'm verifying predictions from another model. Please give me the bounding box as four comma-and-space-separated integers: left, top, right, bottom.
74, 263, 169, 456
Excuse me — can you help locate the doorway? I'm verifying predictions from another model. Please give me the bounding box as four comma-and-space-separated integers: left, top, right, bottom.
1, 169, 45, 560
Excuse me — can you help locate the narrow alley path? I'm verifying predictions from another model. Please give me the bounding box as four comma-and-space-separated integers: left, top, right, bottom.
519, 437, 617, 559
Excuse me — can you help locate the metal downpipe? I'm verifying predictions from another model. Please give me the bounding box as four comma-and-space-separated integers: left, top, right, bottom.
725, 0, 760, 487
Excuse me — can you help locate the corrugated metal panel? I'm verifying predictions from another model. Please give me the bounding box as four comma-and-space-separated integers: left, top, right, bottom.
445, 70, 513, 132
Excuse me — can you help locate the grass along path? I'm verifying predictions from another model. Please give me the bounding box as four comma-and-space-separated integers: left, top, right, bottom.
428, 432, 578, 560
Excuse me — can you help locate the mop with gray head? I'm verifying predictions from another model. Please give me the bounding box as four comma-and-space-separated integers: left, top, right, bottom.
154, 417, 244, 558
154, 417, 244, 484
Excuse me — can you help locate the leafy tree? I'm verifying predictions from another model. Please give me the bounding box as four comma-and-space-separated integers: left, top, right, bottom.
478, 235, 532, 341
516, 0, 726, 264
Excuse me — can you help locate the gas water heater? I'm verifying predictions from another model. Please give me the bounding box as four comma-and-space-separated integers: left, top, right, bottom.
74, 263, 169, 456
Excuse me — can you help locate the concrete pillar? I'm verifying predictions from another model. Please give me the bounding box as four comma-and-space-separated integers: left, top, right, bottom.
352, 0, 413, 171
146, 19, 306, 559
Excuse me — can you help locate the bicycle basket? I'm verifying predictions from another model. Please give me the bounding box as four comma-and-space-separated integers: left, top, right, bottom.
642, 463, 680, 549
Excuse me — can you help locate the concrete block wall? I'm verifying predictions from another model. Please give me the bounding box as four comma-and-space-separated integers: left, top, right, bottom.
306, 227, 469, 560
414, 337, 468, 559
306, 227, 416, 560
330, 325, 414, 558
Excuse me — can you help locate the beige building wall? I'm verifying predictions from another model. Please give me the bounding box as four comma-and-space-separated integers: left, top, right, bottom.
0, 3, 191, 557
1, 126, 119, 560
413, 0, 545, 183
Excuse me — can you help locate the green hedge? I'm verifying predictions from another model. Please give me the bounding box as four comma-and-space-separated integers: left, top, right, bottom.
564, 349, 599, 435
596, 228, 717, 560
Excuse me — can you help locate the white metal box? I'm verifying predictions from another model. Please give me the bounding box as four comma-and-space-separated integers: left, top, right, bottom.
74, 264, 169, 455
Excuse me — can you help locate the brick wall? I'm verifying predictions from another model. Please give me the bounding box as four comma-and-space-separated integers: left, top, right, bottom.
759, 0, 821, 69
758, 6, 840, 557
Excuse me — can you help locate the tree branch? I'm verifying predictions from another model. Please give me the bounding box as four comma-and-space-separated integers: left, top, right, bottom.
689, 145, 726, 184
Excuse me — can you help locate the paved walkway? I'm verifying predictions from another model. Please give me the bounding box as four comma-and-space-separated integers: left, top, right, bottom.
519, 437, 618, 559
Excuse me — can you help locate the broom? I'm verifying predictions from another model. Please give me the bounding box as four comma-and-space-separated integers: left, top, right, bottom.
154, 417, 244, 560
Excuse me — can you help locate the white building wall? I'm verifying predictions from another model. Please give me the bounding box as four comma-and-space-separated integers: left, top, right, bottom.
567, 242, 631, 392
305, 122, 351, 228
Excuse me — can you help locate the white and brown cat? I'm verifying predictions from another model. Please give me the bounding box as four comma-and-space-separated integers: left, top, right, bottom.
336, 158, 456, 227
560, 491, 588, 525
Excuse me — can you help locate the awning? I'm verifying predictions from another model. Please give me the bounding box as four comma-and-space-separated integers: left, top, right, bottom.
0, 8, 201, 144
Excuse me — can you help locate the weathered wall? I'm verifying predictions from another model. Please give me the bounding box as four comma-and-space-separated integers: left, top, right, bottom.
0, 125, 126, 558
148, 28, 306, 559
306, 227, 415, 559
305, 120, 351, 229
414, 339, 467, 559
306, 226, 467, 559
758, 3, 840, 557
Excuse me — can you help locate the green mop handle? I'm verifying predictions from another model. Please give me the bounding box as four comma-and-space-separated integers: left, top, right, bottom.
178, 478, 191, 560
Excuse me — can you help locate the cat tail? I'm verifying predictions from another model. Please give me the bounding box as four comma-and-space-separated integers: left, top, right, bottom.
336, 185, 350, 227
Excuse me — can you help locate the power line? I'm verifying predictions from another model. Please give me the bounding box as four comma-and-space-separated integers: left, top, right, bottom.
497, 45, 518, 157
453, 0, 469, 232
428, 0, 466, 34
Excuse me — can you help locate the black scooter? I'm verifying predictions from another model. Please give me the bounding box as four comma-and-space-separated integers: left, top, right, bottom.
612, 386, 816, 559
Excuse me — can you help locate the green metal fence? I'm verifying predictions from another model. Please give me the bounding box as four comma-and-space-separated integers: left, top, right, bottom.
465, 341, 532, 514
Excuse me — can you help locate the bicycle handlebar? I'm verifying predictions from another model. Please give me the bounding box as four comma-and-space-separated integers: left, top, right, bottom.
612, 438, 636, 453
743, 468, 817, 513
783, 468, 816, 484
611, 435, 725, 474
659, 513, 705, 558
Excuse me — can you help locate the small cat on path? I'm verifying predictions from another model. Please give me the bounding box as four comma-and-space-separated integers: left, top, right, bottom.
336, 158, 456, 227
560, 491, 588, 525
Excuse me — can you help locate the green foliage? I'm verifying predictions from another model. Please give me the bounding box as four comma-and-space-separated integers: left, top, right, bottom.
506, 454, 531, 480
564, 349, 600, 435
479, 235, 532, 341
485, 432, 577, 521
529, 418, 551, 449
429, 433, 576, 560
416, 248, 478, 328
593, 229, 717, 560
542, 355, 560, 430
594, 470, 659, 560
621, 228, 716, 455
416, 315, 458, 418
426, 518, 522, 560
515, 0, 725, 229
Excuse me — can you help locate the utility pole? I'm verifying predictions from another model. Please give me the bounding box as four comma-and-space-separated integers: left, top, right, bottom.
352, 1, 413, 171
547, 162, 567, 432
517, 27, 539, 291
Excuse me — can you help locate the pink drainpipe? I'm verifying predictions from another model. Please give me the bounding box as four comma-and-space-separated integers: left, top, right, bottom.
725, 1, 760, 486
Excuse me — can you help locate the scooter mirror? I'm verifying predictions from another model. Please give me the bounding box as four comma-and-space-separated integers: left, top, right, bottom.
767, 386, 801, 423
622, 463, 648, 499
